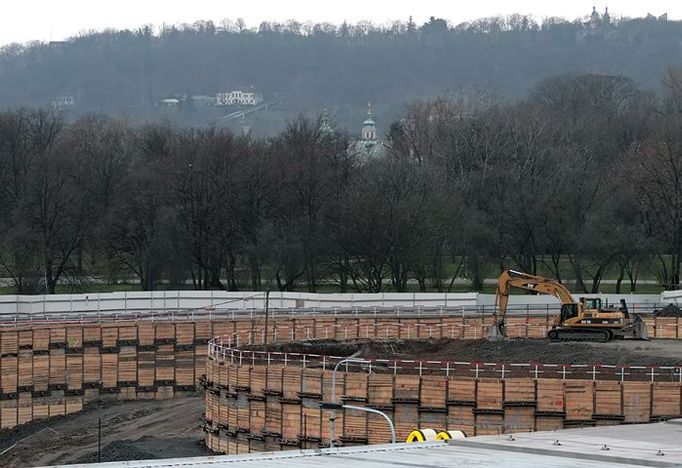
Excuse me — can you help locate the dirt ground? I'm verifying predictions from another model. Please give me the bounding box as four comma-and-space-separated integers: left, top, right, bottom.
0, 396, 209, 468
246, 338, 682, 366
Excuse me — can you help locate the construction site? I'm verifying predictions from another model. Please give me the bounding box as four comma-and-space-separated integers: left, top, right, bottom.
0, 276, 681, 467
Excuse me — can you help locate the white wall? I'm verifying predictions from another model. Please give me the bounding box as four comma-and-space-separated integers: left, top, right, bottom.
0, 290, 668, 318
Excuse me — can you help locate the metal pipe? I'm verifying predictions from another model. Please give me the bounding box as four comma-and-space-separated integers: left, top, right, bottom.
343, 405, 396, 444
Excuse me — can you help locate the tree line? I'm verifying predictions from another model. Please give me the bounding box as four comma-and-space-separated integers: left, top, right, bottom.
0, 12, 680, 132
2, 69, 682, 294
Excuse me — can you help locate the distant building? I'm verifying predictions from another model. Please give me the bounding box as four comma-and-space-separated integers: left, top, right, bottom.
350, 102, 385, 159
160, 98, 180, 107
52, 94, 75, 109
216, 88, 263, 106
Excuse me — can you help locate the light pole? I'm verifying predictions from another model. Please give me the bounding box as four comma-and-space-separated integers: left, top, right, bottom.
326, 358, 369, 448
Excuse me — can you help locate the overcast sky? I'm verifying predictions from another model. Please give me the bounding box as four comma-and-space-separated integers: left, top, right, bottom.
0, 0, 678, 45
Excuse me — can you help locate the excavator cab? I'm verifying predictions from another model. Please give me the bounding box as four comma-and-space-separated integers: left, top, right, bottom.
580, 298, 602, 311
559, 303, 579, 323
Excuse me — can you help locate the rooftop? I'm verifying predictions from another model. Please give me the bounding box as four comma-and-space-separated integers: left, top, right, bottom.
45, 419, 682, 468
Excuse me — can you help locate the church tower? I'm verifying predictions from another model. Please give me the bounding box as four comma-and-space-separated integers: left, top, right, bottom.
361, 102, 377, 141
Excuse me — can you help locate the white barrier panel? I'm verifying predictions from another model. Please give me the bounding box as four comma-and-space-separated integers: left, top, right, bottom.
0, 290, 670, 317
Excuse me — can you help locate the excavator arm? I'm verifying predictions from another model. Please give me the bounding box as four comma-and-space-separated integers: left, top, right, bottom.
489, 270, 576, 340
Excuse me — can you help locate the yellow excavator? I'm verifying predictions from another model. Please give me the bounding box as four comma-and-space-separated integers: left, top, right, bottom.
488, 270, 649, 342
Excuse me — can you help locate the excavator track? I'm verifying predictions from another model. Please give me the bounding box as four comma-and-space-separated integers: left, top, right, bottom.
547, 328, 614, 342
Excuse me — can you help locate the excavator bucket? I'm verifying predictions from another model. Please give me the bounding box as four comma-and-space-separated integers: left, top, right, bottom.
487, 322, 505, 341
631, 316, 649, 340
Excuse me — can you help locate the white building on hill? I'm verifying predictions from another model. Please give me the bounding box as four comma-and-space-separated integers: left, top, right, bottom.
216, 89, 263, 106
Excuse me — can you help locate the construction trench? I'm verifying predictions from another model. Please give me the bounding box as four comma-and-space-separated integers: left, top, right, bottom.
0, 310, 681, 463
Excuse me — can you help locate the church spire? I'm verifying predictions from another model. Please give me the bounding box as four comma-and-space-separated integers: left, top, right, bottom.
362, 101, 377, 141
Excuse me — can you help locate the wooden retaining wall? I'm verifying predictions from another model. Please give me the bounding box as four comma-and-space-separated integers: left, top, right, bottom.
1, 312, 680, 432
203, 359, 682, 454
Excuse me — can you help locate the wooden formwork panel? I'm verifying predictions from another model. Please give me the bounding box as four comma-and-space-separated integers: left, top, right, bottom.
357, 319, 375, 340
594, 381, 621, 416
535, 415, 563, 431
175, 323, 195, 345
565, 381, 593, 421
301, 404, 320, 438
217, 392, 229, 427
536, 379, 565, 413
623, 382, 651, 422
301, 369, 322, 396
393, 404, 418, 440
33, 329, 50, 351
50, 328, 66, 346
651, 383, 681, 417
1, 330, 18, 355
49, 349, 65, 386
137, 322, 155, 345
344, 373, 367, 401
527, 317, 550, 338
368, 375, 393, 406
343, 409, 367, 440
228, 366, 239, 392
250, 366, 266, 395
227, 438, 238, 455
18, 330, 33, 349
138, 350, 155, 387
281, 402, 300, 439
363, 411, 389, 445
155, 323, 175, 341
237, 366, 251, 392
1, 399, 17, 429
653, 318, 677, 339
420, 376, 446, 407
1, 355, 17, 392
66, 395, 82, 414
82, 325, 101, 344
194, 321, 213, 341
313, 318, 336, 340
66, 354, 83, 389
293, 318, 315, 341
394, 375, 419, 401
250, 399, 266, 434
504, 407, 534, 432
118, 325, 137, 342
475, 413, 504, 436
66, 326, 83, 349
225, 397, 238, 428
211, 320, 233, 341
505, 317, 528, 339
336, 319, 358, 340
18, 350, 33, 388
101, 326, 118, 347
376, 321, 401, 340
447, 406, 474, 435
33, 354, 49, 391
49, 390, 65, 417
236, 394, 250, 429
155, 344, 175, 382
462, 318, 484, 340
448, 378, 476, 402
265, 397, 282, 434
101, 352, 118, 388
504, 378, 535, 402
17, 392, 32, 425
417, 319, 441, 339
282, 368, 302, 400
118, 346, 137, 383
83, 348, 100, 384
477, 380, 503, 410
219, 362, 231, 390
176, 350, 195, 386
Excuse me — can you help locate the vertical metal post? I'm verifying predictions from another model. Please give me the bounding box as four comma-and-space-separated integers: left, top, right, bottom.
98, 418, 102, 462
264, 289, 270, 346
